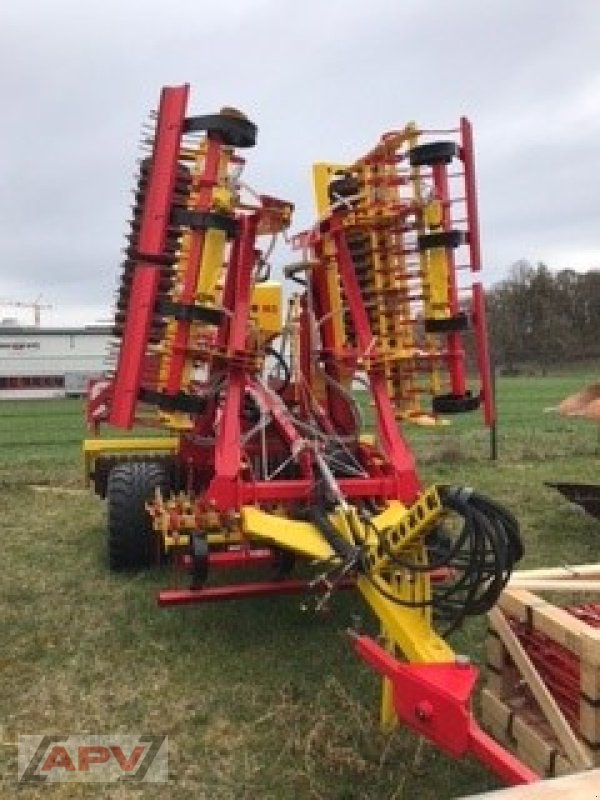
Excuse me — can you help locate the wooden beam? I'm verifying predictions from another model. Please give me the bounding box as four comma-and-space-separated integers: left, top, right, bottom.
509, 579, 600, 592
488, 607, 594, 771
498, 588, 600, 665
461, 768, 600, 798
510, 564, 600, 581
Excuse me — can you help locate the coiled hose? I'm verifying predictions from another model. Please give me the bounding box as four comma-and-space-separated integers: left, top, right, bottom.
327, 485, 524, 637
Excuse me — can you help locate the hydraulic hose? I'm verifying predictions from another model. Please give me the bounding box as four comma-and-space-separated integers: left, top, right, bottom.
361, 485, 524, 636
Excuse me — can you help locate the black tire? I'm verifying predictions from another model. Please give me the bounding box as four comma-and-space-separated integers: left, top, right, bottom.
328, 175, 360, 203
424, 312, 470, 334
92, 456, 117, 498
432, 391, 480, 414
417, 230, 465, 251
408, 141, 458, 166
183, 113, 257, 148
107, 461, 169, 571
92, 454, 181, 498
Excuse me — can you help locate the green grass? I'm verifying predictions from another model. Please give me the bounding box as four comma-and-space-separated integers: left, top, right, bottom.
0, 375, 599, 799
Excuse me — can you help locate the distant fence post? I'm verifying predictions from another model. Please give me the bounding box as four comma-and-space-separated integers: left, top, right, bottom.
490, 357, 498, 461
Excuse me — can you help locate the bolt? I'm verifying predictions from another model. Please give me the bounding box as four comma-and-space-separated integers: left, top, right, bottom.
415, 700, 433, 722
455, 654, 470, 668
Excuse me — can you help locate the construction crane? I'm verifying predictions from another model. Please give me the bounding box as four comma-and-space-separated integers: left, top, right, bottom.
0, 296, 52, 326
82, 84, 537, 789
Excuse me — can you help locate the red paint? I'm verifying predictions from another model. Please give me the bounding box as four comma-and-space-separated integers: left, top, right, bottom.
472, 282, 495, 426
158, 577, 355, 606
109, 85, 189, 428
352, 635, 538, 786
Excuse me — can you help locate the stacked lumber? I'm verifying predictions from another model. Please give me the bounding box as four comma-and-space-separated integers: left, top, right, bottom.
482, 565, 600, 778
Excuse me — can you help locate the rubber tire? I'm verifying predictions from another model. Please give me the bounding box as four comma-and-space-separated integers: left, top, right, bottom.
92, 456, 117, 498
107, 461, 168, 571
417, 230, 465, 251
424, 312, 470, 334
93, 454, 180, 499
432, 392, 480, 414
408, 141, 458, 166
182, 113, 257, 148
328, 175, 359, 202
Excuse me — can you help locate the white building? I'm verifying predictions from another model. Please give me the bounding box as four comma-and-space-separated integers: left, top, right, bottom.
0, 323, 111, 399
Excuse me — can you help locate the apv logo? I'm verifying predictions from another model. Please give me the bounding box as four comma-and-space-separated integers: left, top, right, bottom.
18, 735, 168, 783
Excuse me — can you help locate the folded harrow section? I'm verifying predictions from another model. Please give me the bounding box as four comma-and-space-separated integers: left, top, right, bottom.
297, 118, 493, 426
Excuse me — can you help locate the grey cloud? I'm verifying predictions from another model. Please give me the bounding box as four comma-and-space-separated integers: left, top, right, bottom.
1, 0, 599, 323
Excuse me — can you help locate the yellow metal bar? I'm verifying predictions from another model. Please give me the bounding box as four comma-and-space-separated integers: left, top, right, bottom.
311, 162, 350, 354
241, 507, 335, 560
82, 436, 179, 485
195, 228, 227, 302
312, 162, 351, 216
83, 436, 178, 454
357, 575, 453, 662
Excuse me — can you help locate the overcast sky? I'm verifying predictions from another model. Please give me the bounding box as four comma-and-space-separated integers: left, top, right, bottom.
1, 0, 599, 326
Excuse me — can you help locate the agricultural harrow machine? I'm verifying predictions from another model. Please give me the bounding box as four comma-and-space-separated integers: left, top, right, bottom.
84, 84, 536, 787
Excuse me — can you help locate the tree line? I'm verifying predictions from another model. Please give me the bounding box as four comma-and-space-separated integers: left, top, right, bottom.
483, 261, 600, 369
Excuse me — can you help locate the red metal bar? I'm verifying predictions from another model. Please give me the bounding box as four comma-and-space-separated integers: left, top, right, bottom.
175, 549, 274, 571
240, 476, 405, 503
310, 259, 356, 435
468, 722, 539, 786
330, 225, 420, 502
109, 84, 189, 428
225, 213, 259, 354
201, 474, 408, 511
158, 577, 355, 606
460, 116, 482, 272
472, 282, 495, 426
352, 635, 538, 786
249, 379, 309, 463
205, 215, 260, 509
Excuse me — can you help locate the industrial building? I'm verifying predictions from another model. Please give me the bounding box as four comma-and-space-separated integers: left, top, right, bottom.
0, 323, 110, 399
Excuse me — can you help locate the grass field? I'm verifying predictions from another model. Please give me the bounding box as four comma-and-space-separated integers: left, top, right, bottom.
1, 373, 599, 799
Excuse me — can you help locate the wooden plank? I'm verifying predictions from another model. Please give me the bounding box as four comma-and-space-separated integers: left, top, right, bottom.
511, 564, 600, 580
481, 689, 511, 732
511, 714, 555, 770
485, 635, 514, 698
461, 768, 600, 798
481, 691, 575, 778
581, 661, 600, 703
580, 697, 600, 750
488, 607, 594, 770
497, 588, 600, 664
509, 579, 600, 592
486, 634, 508, 670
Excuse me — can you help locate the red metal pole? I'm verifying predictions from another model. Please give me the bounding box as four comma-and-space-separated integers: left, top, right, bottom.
472, 282, 495, 426
205, 214, 259, 509
330, 225, 420, 502
460, 116, 482, 273
109, 84, 189, 428
158, 578, 355, 606
468, 722, 538, 785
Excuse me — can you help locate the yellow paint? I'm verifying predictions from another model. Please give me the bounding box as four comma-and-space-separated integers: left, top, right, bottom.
311, 162, 349, 354
82, 436, 178, 485
241, 507, 336, 560
250, 281, 282, 338
195, 228, 228, 303
357, 574, 453, 662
